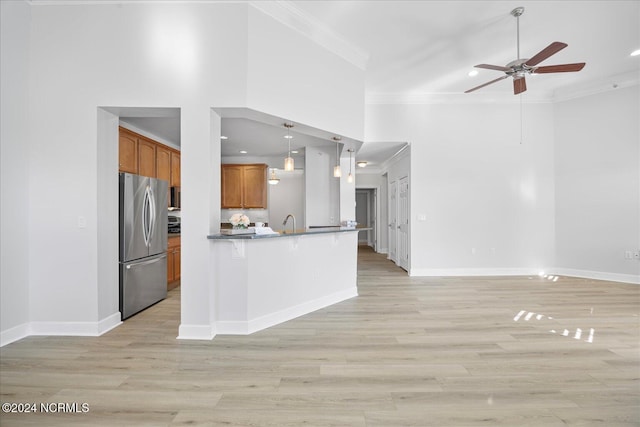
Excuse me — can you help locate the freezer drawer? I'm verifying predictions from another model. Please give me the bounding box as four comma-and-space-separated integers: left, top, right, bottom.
119, 253, 167, 320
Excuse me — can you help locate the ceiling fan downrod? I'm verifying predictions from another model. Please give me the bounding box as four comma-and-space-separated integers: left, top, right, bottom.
511, 7, 524, 60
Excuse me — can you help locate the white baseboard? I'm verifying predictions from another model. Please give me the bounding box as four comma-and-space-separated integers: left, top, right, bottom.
551, 268, 640, 285
0, 323, 30, 347
1, 313, 123, 347
409, 267, 639, 285
177, 323, 216, 340
30, 314, 122, 336
216, 287, 358, 335
409, 268, 541, 277
97, 312, 122, 335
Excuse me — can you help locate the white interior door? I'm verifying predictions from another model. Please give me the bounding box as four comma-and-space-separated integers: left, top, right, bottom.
397, 176, 409, 271
388, 181, 397, 263
370, 190, 377, 250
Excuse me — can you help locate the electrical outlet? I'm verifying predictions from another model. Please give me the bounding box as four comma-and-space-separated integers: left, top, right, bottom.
625, 251, 633, 259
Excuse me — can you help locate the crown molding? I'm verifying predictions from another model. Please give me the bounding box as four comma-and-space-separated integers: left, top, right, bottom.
365, 91, 552, 106
551, 70, 639, 103
249, 1, 369, 71
366, 71, 640, 106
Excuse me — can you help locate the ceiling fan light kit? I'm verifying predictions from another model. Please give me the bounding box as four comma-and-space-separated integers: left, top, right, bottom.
465, 6, 586, 95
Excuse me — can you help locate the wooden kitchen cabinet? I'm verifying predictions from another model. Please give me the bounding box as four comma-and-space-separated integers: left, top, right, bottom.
137, 137, 156, 178
118, 127, 181, 205
221, 164, 268, 209
167, 235, 181, 290
170, 151, 181, 187
156, 145, 172, 183
118, 130, 138, 174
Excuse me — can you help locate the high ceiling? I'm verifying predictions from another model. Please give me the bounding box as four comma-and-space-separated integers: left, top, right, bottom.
119, 1, 639, 168
291, 0, 639, 100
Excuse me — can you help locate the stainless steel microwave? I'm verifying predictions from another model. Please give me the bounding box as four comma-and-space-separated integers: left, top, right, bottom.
170, 186, 181, 209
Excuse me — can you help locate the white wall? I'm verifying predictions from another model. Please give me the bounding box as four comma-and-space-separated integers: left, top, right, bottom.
269, 171, 305, 232
1, 0, 31, 343
1, 1, 365, 344
555, 86, 640, 282
366, 102, 556, 276
305, 146, 340, 226
246, 6, 365, 142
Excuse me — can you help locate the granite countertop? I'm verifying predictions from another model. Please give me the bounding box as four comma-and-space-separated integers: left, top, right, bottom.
207, 226, 368, 240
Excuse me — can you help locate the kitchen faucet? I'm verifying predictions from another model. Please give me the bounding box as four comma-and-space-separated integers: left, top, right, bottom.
282, 214, 296, 233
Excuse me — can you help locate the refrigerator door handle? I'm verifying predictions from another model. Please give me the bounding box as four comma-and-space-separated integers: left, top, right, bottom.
142, 185, 151, 247
148, 185, 156, 244
125, 253, 167, 269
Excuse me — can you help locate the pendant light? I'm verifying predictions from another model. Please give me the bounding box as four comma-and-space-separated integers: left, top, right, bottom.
347, 148, 354, 183
268, 168, 280, 185
283, 123, 294, 172
333, 136, 342, 178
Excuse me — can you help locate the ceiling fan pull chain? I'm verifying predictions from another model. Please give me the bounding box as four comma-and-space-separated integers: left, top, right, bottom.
520, 94, 523, 145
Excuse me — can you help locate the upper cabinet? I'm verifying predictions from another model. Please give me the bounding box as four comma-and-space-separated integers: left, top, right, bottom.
118, 131, 138, 174
138, 138, 156, 178
156, 144, 172, 184
118, 127, 181, 207
170, 152, 181, 187
221, 163, 268, 209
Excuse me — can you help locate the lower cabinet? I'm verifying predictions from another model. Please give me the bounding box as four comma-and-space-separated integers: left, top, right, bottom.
167, 235, 181, 290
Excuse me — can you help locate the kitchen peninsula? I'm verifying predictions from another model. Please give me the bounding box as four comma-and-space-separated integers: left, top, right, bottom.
207, 227, 361, 334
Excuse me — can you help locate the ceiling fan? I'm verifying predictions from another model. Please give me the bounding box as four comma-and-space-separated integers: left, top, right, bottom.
465, 7, 586, 95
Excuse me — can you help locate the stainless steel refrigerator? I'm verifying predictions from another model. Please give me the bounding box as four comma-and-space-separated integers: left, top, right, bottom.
119, 173, 168, 320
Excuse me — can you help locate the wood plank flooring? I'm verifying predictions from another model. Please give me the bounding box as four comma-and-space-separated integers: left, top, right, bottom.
1, 246, 639, 426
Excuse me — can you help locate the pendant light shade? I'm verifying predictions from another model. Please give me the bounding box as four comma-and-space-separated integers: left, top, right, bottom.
268, 168, 280, 185
347, 148, 354, 183
333, 136, 342, 178
284, 123, 294, 171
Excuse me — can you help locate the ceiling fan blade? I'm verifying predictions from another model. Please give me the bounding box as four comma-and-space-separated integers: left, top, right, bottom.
464, 75, 509, 93
525, 41, 568, 66
532, 63, 586, 74
513, 76, 527, 95
475, 64, 511, 72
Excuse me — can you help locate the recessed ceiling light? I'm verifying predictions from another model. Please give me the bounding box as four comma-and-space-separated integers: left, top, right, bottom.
284, 135, 293, 139
291, 150, 299, 154
239, 150, 247, 154
468, 69, 479, 77
631, 49, 640, 57
220, 135, 228, 140
357, 161, 367, 168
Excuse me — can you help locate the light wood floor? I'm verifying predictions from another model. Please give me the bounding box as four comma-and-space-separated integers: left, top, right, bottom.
1, 247, 639, 426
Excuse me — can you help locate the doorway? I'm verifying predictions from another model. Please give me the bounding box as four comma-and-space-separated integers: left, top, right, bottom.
355, 188, 377, 251
388, 176, 409, 272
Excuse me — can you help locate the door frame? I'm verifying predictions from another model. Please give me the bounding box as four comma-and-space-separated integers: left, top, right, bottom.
355, 185, 380, 253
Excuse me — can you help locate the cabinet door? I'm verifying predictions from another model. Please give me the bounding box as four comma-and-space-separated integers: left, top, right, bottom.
138, 138, 156, 178
242, 164, 268, 208
170, 151, 181, 187
119, 131, 138, 174
221, 165, 244, 208
173, 246, 181, 281
167, 249, 175, 284
156, 145, 171, 183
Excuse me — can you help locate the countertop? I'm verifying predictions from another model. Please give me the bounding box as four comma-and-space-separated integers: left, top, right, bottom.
207, 226, 368, 240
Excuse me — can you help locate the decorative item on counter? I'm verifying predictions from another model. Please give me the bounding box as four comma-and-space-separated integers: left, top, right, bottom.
229, 213, 250, 229
341, 220, 358, 228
